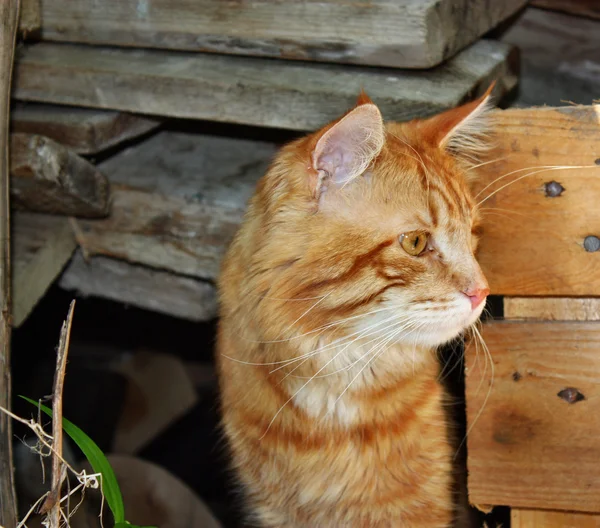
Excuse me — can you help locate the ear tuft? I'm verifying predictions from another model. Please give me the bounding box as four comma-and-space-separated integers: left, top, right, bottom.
439, 83, 495, 162
312, 103, 384, 195
420, 82, 496, 166
355, 89, 374, 107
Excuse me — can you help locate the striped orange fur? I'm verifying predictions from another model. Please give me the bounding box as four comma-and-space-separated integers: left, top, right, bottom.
217, 88, 494, 527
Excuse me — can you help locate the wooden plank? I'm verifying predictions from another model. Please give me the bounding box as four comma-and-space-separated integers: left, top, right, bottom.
474, 105, 600, 296
465, 320, 600, 513
501, 8, 600, 107
12, 212, 77, 327
12, 40, 518, 131
71, 130, 275, 279
512, 509, 600, 527
504, 298, 600, 522
504, 298, 600, 321
38, 0, 527, 69
19, 0, 40, 38
11, 103, 160, 155
10, 133, 111, 217
59, 252, 217, 322
531, 0, 600, 20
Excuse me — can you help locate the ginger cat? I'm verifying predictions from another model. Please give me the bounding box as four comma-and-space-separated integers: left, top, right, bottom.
217, 88, 492, 527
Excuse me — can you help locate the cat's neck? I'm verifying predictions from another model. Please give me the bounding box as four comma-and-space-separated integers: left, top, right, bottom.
278, 339, 440, 426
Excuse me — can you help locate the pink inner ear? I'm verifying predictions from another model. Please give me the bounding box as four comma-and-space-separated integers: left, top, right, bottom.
312, 104, 384, 189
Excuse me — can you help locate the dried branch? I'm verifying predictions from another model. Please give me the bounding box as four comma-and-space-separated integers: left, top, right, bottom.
39, 300, 76, 526
0, 1, 22, 527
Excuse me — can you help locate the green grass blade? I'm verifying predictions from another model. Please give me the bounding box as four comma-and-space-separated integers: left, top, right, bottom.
20, 395, 126, 523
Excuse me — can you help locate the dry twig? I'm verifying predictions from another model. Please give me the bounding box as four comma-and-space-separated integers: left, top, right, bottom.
39, 300, 76, 526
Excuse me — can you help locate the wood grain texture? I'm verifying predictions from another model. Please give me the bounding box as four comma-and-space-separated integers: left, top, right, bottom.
59, 252, 217, 322
501, 7, 600, 107
512, 507, 600, 527
71, 131, 274, 279
12, 212, 77, 327
465, 321, 600, 513
0, 1, 20, 524
38, 0, 527, 69
504, 298, 600, 320
474, 105, 600, 296
10, 133, 110, 217
11, 104, 160, 155
12, 40, 518, 131
19, 0, 40, 37
531, 0, 600, 20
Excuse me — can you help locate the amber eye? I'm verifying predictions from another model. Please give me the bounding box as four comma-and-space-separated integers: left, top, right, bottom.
399, 231, 429, 256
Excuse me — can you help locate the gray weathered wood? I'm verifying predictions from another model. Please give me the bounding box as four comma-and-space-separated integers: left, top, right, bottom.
0, 1, 20, 525
10, 133, 111, 217
73, 131, 273, 279
19, 0, 40, 38
502, 8, 600, 107
13, 40, 518, 131
38, 0, 527, 69
531, 0, 600, 20
60, 252, 217, 322
12, 212, 77, 326
12, 103, 161, 155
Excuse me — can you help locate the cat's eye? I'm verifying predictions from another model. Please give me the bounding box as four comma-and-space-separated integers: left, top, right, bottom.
399, 231, 429, 256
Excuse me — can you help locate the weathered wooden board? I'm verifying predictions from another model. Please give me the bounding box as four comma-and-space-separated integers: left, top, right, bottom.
60, 252, 217, 322
13, 40, 518, 131
71, 131, 275, 279
465, 321, 600, 513
10, 133, 110, 217
531, 0, 600, 20
19, 0, 40, 38
38, 0, 527, 69
512, 509, 600, 528
474, 105, 600, 296
504, 298, 600, 321
12, 212, 77, 327
503, 297, 600, 523
11, 103, 160, 155
501, 8, 600, 107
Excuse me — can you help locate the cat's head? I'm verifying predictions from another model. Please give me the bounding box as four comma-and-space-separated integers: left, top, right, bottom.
230, 88, 493, 356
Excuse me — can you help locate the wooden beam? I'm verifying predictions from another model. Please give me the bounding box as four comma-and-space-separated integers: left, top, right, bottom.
531, 0, 600, 20
503, 298, 600, 522
0, 1, 21, 525
19, 0, 40, 38
501, 7, 600, 107
12, 212, 77, 327
38, 0, 527, 69
504, 298, 600, 321
512, 507, 600, 526
13, 40, 518, 131
465, 320, 600, 513
473, 105, 600, 296
10, 133, 111, 217
70, 130, 273, 279
11, 103, 160, 155
59, 252, 217, 322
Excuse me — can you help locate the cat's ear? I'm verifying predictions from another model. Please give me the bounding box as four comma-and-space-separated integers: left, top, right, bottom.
421, 83, 495, 163
311, 100, 384, 197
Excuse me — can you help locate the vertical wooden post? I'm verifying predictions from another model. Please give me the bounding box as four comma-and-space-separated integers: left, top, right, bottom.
0, 1, 21, 526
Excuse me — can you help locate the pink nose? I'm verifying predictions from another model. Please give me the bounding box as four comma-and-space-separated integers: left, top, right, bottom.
463, 286, 490, 309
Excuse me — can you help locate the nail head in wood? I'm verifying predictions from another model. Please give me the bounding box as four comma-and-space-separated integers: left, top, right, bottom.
557, 387, 585, 404
543, 180, 564, 197
583, 235, 600, 252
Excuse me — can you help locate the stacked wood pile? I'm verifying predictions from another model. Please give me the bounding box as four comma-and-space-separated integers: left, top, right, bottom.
6, 0, 600, 523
